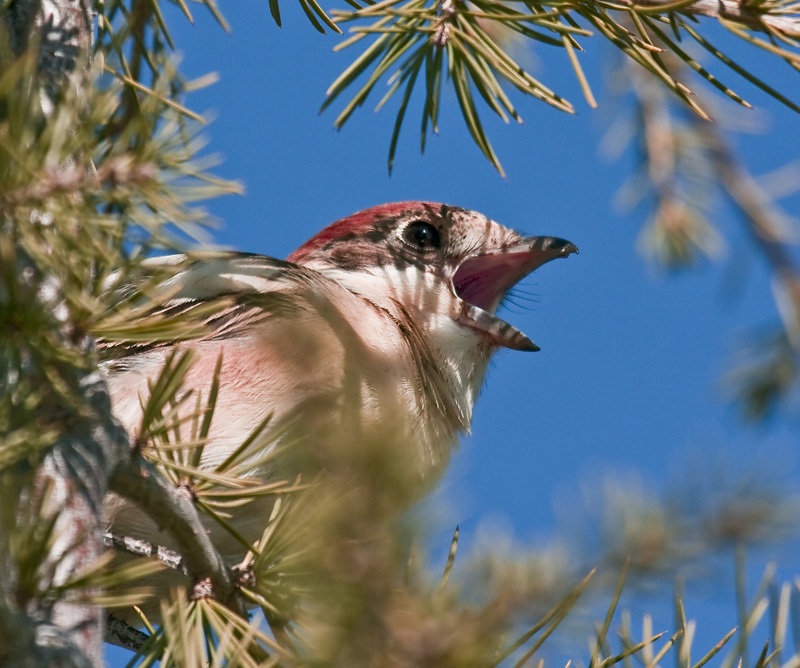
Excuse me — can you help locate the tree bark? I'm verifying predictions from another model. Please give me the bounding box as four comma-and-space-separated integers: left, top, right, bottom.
0, 2, 125, 666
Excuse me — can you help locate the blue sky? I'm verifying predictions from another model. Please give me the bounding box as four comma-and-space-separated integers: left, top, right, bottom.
109, 0, 800, 662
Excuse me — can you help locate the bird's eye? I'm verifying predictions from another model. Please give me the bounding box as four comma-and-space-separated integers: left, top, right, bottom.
402, 220, 441, 251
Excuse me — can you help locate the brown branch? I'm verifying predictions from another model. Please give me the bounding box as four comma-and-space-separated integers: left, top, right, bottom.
0, 2, 117, 667
103, 531, 189, 575
622, 0, 800, 37
105, 613, 150, 654
108, 454, 242, 613
0, 158, 157, 208
707, 134, 800, 336
34, 372, 131, 665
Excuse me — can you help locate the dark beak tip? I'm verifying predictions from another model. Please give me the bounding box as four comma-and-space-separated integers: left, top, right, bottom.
519, 339, 541, 352
549, 238, 579, 256
532, 236, 578, 257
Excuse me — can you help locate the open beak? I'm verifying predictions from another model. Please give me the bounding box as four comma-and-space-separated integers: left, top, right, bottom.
452, 236, 578, 351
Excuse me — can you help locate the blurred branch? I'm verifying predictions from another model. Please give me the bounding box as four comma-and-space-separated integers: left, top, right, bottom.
547, 4, 787, 419
0, 158, 157, 206
552, 463, 800, 581
622, 62, 724, 267
707, 136, 800, 342
613, 39, 800, 419
726, 329, 799, 420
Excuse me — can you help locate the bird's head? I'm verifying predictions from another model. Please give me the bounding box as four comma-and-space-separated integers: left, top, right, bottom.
289, 202, 577, 357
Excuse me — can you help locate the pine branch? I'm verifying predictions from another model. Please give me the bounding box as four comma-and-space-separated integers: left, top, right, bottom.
326, 0, 800, 174
0, 2, 122, 667
105, 613, 150, 654
707, 135, 800, 338
103, 532, 188, 576
108, 454, 241, 612
623, 0, 800, 37
618, 48, 800, 416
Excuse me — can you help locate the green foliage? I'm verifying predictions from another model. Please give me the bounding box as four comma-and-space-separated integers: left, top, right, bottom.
3, 0, 800, 666
115, 448, 800, 666
324, 0, 800, 174
727, 330, 798, 422
105, 332, 800, 665
0, 0, 242, 475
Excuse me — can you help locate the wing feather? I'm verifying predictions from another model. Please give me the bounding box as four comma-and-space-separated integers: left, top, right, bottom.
98, 253, 320, 362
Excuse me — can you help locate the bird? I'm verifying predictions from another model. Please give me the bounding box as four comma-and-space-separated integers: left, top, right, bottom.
101, 201, 577, 575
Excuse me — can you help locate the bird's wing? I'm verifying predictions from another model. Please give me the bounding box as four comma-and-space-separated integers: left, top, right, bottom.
98, 252, 322, 362
99, 251, 467, 471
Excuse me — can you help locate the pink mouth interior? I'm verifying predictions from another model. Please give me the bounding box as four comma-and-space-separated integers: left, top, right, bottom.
452, 252, 532, 312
